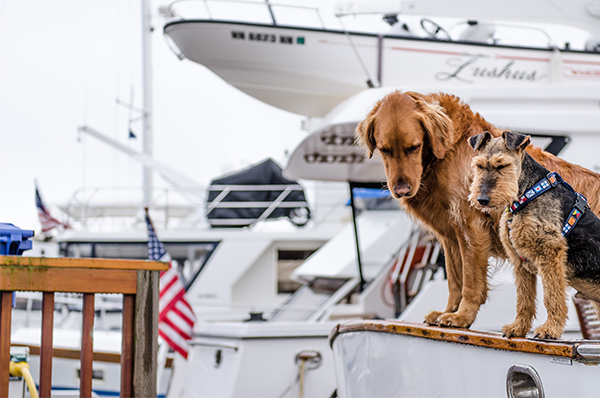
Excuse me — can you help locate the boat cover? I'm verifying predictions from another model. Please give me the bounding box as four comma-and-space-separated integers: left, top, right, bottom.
206, 158, 311, 228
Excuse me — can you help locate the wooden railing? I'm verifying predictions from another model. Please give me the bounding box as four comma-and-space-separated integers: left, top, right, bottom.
0, 255, 169, 398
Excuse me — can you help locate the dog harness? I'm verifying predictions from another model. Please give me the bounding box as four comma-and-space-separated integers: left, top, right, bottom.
506, 172, 589, 237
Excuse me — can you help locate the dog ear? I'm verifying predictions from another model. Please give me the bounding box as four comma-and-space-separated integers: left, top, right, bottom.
414, 99, 454, 159
469, 131, 492, 151
502, 131, 531, 152
355, 100, 383, 159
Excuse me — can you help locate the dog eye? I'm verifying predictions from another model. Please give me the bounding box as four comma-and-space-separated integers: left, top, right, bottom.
496, 165, 507, 170
379, 148, 392, 156
406, 145, 420, 154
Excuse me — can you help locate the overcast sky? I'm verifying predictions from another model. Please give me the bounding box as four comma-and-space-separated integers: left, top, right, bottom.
0, 0, 318, 233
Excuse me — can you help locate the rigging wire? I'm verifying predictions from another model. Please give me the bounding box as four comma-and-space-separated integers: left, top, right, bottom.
336, 16, 380, 88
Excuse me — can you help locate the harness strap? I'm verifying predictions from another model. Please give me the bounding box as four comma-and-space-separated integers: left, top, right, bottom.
562, 193, 589, 236
509, 172, 559, 214
507, 172, 589, 238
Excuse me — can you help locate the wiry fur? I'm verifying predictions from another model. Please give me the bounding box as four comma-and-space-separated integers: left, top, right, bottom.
469, 131, 600, 339
355, 90, 600, 328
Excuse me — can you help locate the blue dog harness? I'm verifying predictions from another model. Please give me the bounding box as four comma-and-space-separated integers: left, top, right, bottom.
506, 172, 589, 237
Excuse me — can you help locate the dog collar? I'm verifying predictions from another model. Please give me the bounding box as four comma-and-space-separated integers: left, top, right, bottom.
506, 172, 589, 237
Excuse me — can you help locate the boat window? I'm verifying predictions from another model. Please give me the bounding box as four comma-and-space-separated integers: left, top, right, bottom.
59, 241, 218, 290
268, 278, 350, 322
277, 250, 317, 294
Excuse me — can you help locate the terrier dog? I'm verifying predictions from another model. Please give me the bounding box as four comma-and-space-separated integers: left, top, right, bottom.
469, 131, 600, 339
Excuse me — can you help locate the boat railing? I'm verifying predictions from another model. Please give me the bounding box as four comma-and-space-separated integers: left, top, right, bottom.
59, 183, 351, 232
164, 0, 325, 29
0, 255, 168, 398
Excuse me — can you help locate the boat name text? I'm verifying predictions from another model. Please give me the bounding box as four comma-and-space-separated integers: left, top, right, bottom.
304, 153, 364, 164
435, 55, 546, 83
231, 31, 305, 45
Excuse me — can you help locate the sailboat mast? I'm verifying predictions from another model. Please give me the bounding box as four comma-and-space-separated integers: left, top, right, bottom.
141, 0, 153, 207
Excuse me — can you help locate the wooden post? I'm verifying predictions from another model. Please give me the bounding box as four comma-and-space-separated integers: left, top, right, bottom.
133, 270, 159, 398
39, 292, 55, 398
120, 294, 135, 397
0, 292, 12, 398
80, 293, 95, 397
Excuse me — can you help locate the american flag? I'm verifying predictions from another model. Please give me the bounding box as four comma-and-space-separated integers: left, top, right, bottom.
35, 181, 70, 233
145, 209, 195, 359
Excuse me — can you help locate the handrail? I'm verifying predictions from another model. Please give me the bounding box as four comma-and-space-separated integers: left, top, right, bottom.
166, 0, 325, 29
0, 255, 168, 398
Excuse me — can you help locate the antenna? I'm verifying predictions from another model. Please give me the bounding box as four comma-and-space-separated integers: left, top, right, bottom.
141, 0, 153, 208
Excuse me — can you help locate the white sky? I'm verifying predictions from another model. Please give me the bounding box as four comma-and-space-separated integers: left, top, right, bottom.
0, 0, 314, 233
0, 0, 593, 234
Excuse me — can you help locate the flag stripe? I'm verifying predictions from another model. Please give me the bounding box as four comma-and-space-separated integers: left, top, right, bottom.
36, 183, 70, 233
175, 299, 196, 323
170, 304, 195, 328
164, 310, 193, 339
159, 322, 189, 358
146, 210, 195, 360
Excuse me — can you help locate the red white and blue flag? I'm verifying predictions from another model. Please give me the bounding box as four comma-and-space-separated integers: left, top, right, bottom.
35, 181, 71, 233
145, 210, 195, 359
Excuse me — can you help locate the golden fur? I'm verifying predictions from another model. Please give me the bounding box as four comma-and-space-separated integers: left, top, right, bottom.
355, 90, 600, 328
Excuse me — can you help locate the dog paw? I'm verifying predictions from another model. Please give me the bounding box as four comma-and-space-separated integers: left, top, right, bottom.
437, 312, 473, 328
533, 324, 563, 340
424, 310, 443, 325
502, 322, 528, 338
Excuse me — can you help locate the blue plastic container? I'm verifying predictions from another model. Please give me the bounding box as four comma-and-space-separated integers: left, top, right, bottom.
0, 223, 34, 256
0, 223, 34, 307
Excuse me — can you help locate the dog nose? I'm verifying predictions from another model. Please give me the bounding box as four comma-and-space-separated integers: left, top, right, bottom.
393, 183, 411, 197
477, 195, 490, 206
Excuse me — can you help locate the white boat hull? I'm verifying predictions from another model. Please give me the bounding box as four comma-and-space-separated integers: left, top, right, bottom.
331, 323, 600, 397
164, 20, 600, 117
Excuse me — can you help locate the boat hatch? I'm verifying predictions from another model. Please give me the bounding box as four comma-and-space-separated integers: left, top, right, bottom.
206, 158, 311, 228
506, 364, 544, 398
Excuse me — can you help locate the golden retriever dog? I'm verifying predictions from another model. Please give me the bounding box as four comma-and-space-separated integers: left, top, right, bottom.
355, 90, 600, 328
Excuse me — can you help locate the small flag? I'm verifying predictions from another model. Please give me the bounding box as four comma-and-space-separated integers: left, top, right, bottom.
128, 129, 136, 139
35, 181, 71, 233
145, 209, 195, 359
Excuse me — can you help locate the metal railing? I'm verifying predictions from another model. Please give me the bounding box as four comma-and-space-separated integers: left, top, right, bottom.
58, 183, 351, 232
165, 0, 325, 29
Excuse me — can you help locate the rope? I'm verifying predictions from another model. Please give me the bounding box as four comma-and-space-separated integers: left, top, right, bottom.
298, 359, 306, 398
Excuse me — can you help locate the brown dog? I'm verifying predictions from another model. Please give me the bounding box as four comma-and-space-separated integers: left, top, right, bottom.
355, 90, 600, 328
469, 131, 600, 339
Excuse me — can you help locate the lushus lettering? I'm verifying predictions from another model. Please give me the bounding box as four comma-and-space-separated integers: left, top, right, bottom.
435, 56, 546, 83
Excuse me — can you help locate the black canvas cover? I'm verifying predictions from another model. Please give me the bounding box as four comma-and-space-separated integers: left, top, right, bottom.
206, 159, 311, 228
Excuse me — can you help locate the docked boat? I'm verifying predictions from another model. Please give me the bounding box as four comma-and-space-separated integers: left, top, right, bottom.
163, 0, 600, 118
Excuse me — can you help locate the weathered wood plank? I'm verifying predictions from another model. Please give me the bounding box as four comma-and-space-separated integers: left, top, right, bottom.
0, 267, 138, 294
0, 292, 12, 398
121, 294, 135, 398
80, 294, 95, 398
39, 292, 55, 398
331, 320, 576, 358
133, 270, 159, 398
0, 255, 168, 271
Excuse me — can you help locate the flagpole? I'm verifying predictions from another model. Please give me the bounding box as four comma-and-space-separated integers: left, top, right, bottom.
141, 0, 153, 208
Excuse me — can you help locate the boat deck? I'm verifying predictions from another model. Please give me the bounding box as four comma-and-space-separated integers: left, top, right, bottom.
330, 320, 600, 361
